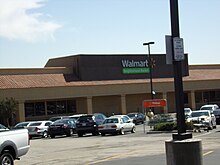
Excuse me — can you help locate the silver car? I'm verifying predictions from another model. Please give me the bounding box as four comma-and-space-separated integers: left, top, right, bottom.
98, 116, 136, 136
27, 121, 52, 138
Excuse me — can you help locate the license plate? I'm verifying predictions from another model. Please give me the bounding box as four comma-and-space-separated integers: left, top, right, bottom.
82, 123, 86, 126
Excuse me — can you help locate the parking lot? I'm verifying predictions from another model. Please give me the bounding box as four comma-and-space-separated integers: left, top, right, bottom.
15, 125, 220, 165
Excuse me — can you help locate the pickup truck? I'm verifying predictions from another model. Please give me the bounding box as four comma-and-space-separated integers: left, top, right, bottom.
0, 128, 30, 165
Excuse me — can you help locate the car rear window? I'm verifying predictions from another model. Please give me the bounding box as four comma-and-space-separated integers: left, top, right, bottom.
78, 115, 94, 122
103, 118, 119, 124
29, 122, 42, 126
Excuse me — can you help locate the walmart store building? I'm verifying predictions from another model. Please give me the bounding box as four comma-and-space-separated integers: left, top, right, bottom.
1, 54, 220, 122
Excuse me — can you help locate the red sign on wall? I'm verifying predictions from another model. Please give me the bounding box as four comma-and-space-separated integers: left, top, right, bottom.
143, 99, 167, 108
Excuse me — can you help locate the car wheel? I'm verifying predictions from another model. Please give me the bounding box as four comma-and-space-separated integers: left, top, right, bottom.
131, 126, 136, 133
42, 131, 48, 138
92, 131, 99, 136
66, 129, 73, 137
50, 134, 55, 138
78, 132, 83, 137
101, 133, 105, 136
120, 128, 125, 135
0, 152, 14, 165
208, 123, 213, 130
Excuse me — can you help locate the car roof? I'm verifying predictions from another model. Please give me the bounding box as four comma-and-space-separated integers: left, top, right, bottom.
192, 110, 210, 113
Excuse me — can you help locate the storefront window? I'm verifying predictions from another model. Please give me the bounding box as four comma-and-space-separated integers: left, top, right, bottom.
47, 100, 76, 115
35, 102, 45, 116
195, 92, 202, 103
47, 101, 57, 115
25, 103, 35, 117
67, 100, 76, 113
57, 101, 66, 114
25, 102, 45, 117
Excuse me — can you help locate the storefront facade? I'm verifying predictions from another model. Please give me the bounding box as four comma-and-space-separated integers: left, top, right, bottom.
0, 54, 220, 122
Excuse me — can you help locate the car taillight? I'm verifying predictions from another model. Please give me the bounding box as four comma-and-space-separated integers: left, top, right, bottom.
28, 133, 30, 145
111, 125, 117, 128
98, 125, 104, 129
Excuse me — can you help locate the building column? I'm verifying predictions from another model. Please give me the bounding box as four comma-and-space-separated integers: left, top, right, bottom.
189, 91, 196, 110
87, 96, 93, 114
121, 94, 127, 115
16, 101, 25, 122
163, 92, 168, 113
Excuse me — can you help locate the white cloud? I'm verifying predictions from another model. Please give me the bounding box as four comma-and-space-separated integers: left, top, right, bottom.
0, 0, 62, 42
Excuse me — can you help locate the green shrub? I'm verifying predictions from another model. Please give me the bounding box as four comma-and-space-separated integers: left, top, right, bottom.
154, 122, 176, 131
153, 121, 193, 131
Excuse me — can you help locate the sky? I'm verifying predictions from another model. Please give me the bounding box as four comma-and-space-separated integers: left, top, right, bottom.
0, 0, 220, 68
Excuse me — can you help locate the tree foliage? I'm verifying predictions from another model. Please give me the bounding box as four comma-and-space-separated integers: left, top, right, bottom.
0, 97, 17, 126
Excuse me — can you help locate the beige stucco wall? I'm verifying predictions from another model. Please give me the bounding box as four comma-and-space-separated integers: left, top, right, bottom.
1, 78, 220, 122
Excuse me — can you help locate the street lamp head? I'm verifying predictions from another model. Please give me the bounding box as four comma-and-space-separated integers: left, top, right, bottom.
143, 42, 155, 46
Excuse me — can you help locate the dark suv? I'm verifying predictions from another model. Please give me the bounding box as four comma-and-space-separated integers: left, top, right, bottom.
75, 113, 106, 137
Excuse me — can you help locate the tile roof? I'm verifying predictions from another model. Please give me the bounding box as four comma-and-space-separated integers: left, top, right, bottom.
0, 69, 219, 89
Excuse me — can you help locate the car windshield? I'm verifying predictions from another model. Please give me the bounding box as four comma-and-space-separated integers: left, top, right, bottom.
191, 111, 209, 117
103, 118, 119, 124
184, 109, 190, 113
201, 107, 212, 110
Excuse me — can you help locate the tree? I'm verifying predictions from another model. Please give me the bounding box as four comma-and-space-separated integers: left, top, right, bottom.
0, 97, 17, 127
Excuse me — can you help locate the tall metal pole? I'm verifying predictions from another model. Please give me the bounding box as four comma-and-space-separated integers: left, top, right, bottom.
143, 42, 155, 99
143, 42, 155, 115
148, 44, 154, 101
170, 0, 191, 140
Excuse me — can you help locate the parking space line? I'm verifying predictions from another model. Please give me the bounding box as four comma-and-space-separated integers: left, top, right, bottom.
84, 150, 138, 165
203, 150, 213, 156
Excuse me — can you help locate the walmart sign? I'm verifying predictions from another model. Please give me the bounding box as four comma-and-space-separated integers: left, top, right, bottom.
121, 60, 150, 74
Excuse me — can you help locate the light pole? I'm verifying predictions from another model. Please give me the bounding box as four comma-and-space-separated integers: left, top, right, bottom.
143, 42, 155, 101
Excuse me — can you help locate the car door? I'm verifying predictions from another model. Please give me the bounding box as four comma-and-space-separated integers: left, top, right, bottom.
121, 117, 130, 131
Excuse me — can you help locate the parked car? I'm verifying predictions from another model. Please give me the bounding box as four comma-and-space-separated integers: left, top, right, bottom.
200, 104, 219, 113
48, 118, 76, 138
0, 124, 9, 131
184, 108, 192, 118
187, 110, 216, 130
98, 116, 136, 136
69, 114, 87, 120
49, 116, 70, 122
0, 129, 30, 165
27, 121, 53, 138
213, 109, 220, 124
127, 112, 145, 124
112, 115, 133, 123
75, 113, 106, 137
14, 121, 35, 129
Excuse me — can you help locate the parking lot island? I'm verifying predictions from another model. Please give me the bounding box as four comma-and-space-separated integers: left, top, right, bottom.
165, 138, 203, 165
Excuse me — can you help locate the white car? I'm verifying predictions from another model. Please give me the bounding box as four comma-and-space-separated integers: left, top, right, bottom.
111, 115, 133, 123
98, 116, 136, 136
184, 108, 192, 118
187, 110, 216, 130
27, 121, 53, 138
200, 104, 219, 112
